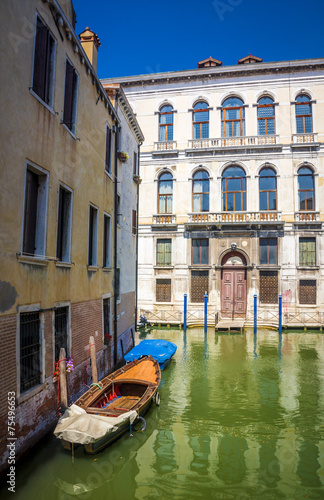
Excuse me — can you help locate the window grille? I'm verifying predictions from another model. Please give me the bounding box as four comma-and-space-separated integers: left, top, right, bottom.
260, 271, 278, 304
299, 280, 316, 304
54, 307, 68, 361
191, 270, 209, 303
20, 312, 41, 393
156, 279, 171, 302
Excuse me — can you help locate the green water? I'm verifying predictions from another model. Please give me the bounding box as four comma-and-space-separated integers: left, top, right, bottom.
3, 328, 324, 500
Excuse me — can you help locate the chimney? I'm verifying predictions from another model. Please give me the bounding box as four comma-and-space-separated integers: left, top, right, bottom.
79, 27, 101, 73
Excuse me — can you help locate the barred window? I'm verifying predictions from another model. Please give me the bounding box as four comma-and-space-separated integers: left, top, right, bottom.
299, 280, 316, 304
191, 270, 209, 303
193, 101, 209, 139
156, 239, 172, 266
54, 307, 69, 362
20, 312, 41, 393
156, 279, 171, 302
299, 237, 316, 266
260, 271, 278, 304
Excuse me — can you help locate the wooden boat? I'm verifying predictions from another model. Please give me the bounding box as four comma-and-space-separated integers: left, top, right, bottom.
55, 356, 161, 454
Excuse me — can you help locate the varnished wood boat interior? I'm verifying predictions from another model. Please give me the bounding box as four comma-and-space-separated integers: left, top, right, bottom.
74, 356, 161, 417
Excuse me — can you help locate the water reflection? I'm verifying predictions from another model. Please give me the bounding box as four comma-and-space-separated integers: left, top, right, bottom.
3, 329, 324, 500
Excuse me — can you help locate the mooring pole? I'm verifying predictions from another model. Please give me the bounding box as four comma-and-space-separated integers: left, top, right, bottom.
184, 294, 187, 332
204, 293, 208, 333
59, 347, 68, 410
89, 336, 98, 384
254, 294, 257, 334
279, 294, 282, 334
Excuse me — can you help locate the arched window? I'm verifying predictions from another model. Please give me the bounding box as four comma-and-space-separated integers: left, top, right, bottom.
192, 170, 209, 212
298, 166, 314, 210
257, 97, 275, 135
222, 166, 246, 211
259, 167, 277, 210
193, 102, 209, 139
158, 172, 173, 214
221, 97, 245, 137
296, 95, 312, 134
159, 105, 174, 141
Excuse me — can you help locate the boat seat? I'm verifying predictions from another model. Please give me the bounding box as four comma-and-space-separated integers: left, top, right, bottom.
107, 396, 140, 410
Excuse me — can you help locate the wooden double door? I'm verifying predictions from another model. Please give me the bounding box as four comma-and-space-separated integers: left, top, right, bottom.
221, 268, 247, 318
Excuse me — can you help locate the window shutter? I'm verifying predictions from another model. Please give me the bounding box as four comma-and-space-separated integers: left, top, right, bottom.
33, 19, 48, 101
63, 61, 74, 129
133, 152, 137, 175
88, 206, 94, 265
56, 188, 64, 260
23, 170, 38, 255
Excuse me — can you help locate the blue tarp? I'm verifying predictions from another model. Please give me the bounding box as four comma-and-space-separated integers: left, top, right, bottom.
124, 339, 177, 369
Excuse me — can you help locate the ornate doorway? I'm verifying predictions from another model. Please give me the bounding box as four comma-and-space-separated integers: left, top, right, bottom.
221, 252, 247, 318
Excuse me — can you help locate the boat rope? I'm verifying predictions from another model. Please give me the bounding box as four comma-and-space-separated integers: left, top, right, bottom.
90, 382, 103, 389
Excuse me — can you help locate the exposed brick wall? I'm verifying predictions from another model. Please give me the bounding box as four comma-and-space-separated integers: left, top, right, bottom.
0, 302, 134, 475
0, 315, 17, 417
71, 299, 103, 366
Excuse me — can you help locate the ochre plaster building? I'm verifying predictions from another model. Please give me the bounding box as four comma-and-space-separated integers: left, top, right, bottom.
0, 0, 143, 472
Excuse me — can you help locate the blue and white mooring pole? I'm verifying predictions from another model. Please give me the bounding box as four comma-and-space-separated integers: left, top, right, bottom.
254, 294, 257, 334
184, 294, 187, 332
204, 293, 208, 333
278, 294, 282, 334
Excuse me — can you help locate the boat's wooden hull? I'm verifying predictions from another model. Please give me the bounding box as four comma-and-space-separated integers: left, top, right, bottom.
58, 356, 160, 454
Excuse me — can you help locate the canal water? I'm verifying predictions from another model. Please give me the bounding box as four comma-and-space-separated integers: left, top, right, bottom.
2, 328, 324, 500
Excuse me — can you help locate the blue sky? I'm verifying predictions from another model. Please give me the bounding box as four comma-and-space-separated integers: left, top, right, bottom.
74, 0, 324, 79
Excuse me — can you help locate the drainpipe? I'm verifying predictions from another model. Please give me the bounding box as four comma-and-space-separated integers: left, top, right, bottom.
134, 142, 142, 332
113, 90, 119, 367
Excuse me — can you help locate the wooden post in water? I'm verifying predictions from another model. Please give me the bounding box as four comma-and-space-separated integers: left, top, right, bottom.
59, 347, 68, 409
89, 336, 98, 384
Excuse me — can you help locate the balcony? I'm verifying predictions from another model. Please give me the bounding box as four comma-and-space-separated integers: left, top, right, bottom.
188, 211, 282, 224
152, 214, 177, 226
291, 133, 320, 148
295, 211, 320, 222
153, 141, 178, 155
187, 135, 280, 151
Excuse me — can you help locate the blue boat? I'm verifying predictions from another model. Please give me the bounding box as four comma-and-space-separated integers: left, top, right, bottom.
124, 339, 177, 370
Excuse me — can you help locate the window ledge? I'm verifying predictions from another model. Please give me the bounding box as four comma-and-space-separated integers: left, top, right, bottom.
105, 170, 113, 180
102, 266, 113, 272
17, 383, 47, 405
87, 266, 99, 272
55, 261, 72, 269
189, 265, 211, 269
17, 254, 49, 266
154, 266, 174, 269
297, 266, 319, 270
257, 265, 280, 270
61, 122, 77, 140
29, 89, 56, 116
